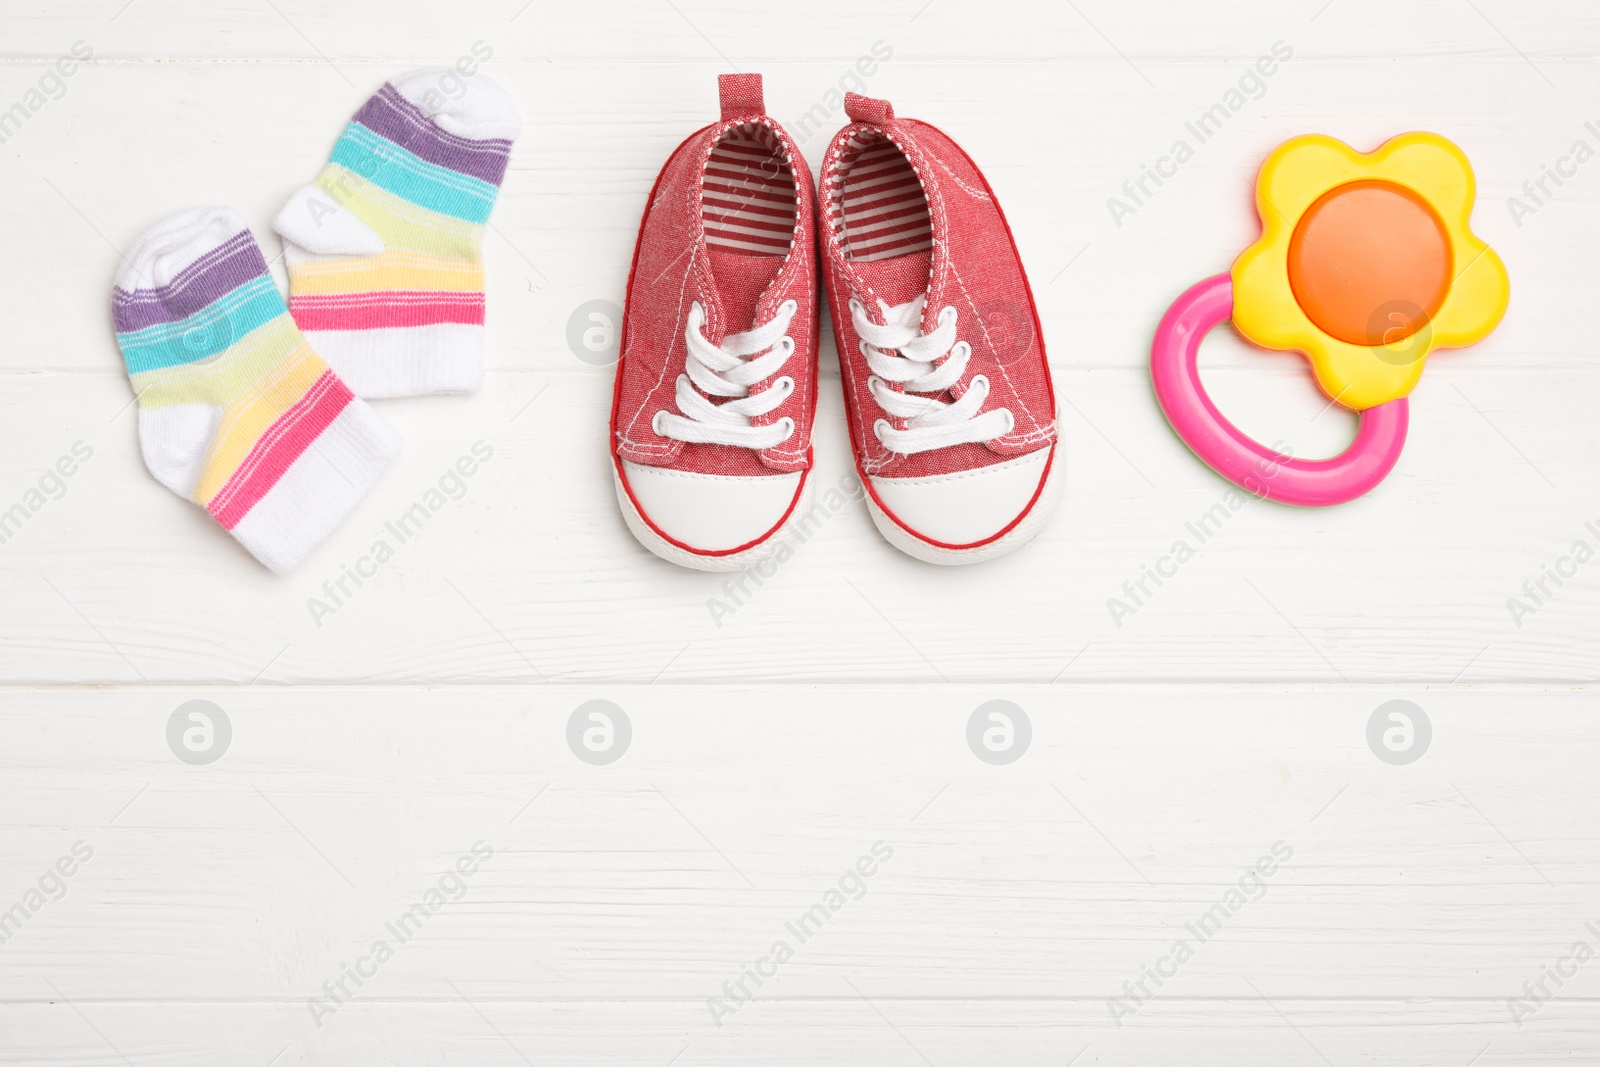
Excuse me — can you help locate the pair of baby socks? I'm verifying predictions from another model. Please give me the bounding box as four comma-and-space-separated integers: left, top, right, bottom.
111, 68, 518, 572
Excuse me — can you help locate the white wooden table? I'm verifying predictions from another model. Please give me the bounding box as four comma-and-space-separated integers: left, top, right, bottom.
2, 1, 1597, 1062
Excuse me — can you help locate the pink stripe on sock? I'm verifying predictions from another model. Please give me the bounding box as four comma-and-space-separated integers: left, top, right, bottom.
208, 371, 355, 531
290, 291, 485, 331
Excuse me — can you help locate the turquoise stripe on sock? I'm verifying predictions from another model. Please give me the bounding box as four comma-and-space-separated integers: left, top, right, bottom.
331, 122, 498, 224
116, 275, 287, 374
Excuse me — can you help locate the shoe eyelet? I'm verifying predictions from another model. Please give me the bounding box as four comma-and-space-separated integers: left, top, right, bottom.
651, 410, 667, 436
848, 298, 864, 315
776, 375, 796, 396
1001, 408, 1015, 433
941, 305, 959, 326
780, 299, 799, 316
779, 336, 796, 355
872, 417, 890, 443
778, 416, 797, 440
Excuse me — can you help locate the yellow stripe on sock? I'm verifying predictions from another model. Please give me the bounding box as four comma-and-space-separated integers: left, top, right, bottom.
194, 344, 330, 506
288, 249, 485, 297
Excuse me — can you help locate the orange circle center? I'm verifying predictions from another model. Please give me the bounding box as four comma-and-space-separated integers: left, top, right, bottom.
1286, 179, 1451, 347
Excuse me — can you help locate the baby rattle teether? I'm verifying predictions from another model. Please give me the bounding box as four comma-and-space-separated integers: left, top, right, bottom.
1151, 132, 1510, 506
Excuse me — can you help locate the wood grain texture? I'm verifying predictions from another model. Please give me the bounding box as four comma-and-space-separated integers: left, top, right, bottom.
6, 1001, 1596, 1067
4, 0, 1600, 62
1, 689, 1597, 1061
0, 697, 1593, 998
3, 0, 1598, 1062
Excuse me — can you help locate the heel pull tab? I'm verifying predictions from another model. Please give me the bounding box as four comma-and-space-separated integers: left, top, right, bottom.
844, 93, 894, 124
718, 73, 764, 119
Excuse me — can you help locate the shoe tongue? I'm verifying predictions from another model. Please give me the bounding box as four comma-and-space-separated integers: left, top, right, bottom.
851, 249, 932, 312
706, 248, 783, 334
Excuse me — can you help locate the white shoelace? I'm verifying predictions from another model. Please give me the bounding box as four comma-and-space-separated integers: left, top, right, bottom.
850, 295, 1014, 455
653, 298, 799, 449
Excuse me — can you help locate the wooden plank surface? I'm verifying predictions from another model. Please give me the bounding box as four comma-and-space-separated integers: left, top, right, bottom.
3, 0, 1598, 1062
0, 690, 1597, 1051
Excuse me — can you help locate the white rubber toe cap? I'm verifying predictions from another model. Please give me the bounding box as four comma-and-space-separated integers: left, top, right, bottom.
619, 460, 803, 554
869, 447, 1053, 547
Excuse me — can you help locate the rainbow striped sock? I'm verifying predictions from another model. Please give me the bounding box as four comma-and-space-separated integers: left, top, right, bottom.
272, 68, 520, 398
114, 208, 401, 573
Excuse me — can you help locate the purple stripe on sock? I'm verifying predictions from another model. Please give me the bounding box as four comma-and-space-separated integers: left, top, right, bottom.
112, 230, 270, 333
352, 83, 512, 187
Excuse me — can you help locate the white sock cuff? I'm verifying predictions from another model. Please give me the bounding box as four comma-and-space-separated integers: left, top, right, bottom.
229, 399, 402, 573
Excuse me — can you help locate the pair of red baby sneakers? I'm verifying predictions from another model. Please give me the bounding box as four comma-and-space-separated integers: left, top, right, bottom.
611, 74, 1061, 569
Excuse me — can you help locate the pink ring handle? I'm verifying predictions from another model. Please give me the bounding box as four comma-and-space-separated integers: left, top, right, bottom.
1151, 273, 1408, 507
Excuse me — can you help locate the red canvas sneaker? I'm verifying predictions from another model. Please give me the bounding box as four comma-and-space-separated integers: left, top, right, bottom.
611, 74, 819, 570
819, 93, 1061, 564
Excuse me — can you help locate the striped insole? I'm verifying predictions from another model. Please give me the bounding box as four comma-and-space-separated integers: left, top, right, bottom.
834, 134, 932, 263
702, 123, 796, 257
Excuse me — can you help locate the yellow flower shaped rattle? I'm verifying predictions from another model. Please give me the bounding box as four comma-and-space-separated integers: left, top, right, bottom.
1151, 133, 1510, 505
